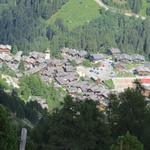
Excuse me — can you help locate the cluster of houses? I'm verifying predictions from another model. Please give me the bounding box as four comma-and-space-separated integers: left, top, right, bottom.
0, 46, 109, 109
62, 47, 145, 64
108, 48, 145, 63
1, 45, 150, 108
134, 66, 150, 76
22, 50, 109, 108
114, 54, 145, 63
0, 44, 11, 54
61, 47, 88, 59
0, 51, 22, 70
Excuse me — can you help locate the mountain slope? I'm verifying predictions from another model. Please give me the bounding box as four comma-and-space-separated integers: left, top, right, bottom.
102, 0, 150, 17
0, 0, 16, 14
47, 0, 101, 30
139, 0, 149, 16
0, 0, 69, 52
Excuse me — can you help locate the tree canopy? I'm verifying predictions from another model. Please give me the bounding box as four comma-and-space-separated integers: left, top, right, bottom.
0, 105, 18, 150
111, 132, 144, 150
107, 87, 150, 150
1, 83, 150, 149
31, 96, 112, 150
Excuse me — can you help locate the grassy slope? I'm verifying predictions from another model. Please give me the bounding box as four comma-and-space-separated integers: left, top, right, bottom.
139, 0, 149, 16
124, 63, 143, 70
47, 0, 101, 31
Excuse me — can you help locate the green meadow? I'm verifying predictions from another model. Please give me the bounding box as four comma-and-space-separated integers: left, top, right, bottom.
47, 0, 101, 31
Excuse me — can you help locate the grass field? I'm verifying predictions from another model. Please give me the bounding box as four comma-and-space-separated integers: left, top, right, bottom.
47, 0, 101, 31
139, 0, 149, 16
124, 63, 142, 70
105, 79, 114, 89
116, 71, 135, 78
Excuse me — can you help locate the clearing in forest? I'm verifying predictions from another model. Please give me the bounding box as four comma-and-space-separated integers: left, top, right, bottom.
47, 0, 101, 31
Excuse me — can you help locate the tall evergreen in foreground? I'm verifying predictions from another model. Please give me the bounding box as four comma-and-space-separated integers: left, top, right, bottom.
111, 132, 144, 150
107, 87, 150, 150
2, 82, 150, 150
30, 96, 112, 150
0, 105, 18, 150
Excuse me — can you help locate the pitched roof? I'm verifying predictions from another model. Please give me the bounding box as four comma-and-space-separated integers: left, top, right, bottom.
90, 54, 105, 60
136, 67, 150, 72
78, 50, 88, 57
132, 54, 145, 61
0, 44, 11, 50
109, 48, 120, 54
139, 78, 150, 85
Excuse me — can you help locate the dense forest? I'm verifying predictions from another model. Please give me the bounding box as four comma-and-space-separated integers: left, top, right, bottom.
0, 0, 69, 54
1, 0, 150, 57
1, 83, 150, 150
50, 11, 150, 56
49, 7, 150, 58
0, 89, 47, 124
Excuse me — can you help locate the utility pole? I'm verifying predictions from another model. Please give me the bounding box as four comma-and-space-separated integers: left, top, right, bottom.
19, 128, 27, 150
119, 136, 123, 150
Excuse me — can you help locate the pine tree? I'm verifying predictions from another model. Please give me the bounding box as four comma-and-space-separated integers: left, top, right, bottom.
111, 132, 144, 150
0, 105, 18, 150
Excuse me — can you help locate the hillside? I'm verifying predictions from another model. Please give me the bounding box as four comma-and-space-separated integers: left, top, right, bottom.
102, 0, 150, 16
0, 0, 69, 53
139, 0, 150, 16
0, 0, 16, 14
1, 0, 150, 57
47, 0, 101, 30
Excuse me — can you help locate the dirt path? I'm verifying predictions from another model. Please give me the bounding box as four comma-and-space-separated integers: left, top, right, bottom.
94, 0, 146, 20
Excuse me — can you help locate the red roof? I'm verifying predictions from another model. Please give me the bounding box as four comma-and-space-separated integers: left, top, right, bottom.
139, 78, 150, 84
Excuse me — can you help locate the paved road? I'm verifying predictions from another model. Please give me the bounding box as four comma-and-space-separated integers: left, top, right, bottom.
95, 0, 109, 10
19, 128, 27, 150
94, 0, 146, 20
77, 60, 114, 81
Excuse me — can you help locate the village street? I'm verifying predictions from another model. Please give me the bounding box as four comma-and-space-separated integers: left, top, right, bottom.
77, 59, 113, 81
